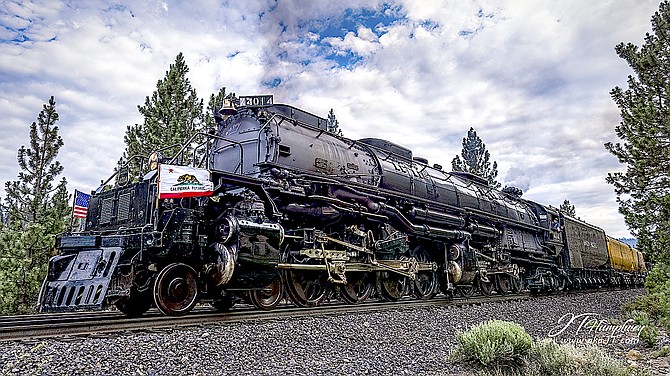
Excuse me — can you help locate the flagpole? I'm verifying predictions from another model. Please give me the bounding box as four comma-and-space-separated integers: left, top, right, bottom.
68, 189, 78, 233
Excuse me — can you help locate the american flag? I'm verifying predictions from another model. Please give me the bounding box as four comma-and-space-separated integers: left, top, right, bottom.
73, 190, 90, 219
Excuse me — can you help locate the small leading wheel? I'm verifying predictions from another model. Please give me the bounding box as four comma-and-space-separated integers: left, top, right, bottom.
115, 289, 152, 317
211, 295, 235, 312
249, 274, 285, 310
340, 272, 374, 304
153, 263, 199, 316
378, 271, 407, 301
478, 277, 495, 296
412, 247, 438, 300
494, 274, 511, 295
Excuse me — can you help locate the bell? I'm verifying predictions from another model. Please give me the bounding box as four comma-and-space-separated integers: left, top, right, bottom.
219, 98, 238, 116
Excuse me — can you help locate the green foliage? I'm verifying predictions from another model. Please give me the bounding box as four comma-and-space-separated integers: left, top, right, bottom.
0, 97, 70, 315
454, 320, 532, 368
644, 262, 670, 295
653, 345, 670, 358
559, 199, 576, 217
622, 262, 670, 346
124, 52, 205, 176
605, 1, 670, 263
640, 323, 660, 347
453, 322, 640, 376
624, 294, 662, 320
452, 127, 501, 188
629, 310, 660, 347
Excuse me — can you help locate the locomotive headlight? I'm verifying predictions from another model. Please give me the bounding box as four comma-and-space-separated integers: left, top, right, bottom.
216, 217, 238, 244
149, 151, 163, 171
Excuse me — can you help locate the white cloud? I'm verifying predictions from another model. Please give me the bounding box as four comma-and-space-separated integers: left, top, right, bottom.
0, 0, 661, 239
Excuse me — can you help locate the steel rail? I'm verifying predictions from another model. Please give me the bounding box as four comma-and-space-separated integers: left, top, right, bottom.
2, 288, 637, 343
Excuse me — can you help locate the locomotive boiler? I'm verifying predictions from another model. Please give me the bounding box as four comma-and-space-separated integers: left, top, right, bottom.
38, 94, 645, 316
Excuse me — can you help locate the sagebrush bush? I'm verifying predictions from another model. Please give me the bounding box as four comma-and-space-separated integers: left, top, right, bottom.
527, 338, 573, 376
454, 320, 532, 368
452, 323, 640, 376
526, 339, 638, 376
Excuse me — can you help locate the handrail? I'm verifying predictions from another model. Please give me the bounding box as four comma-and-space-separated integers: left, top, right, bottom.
256, 114, 279, 164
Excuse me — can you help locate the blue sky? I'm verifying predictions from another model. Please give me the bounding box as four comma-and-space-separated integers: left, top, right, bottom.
0, 0, 662, 238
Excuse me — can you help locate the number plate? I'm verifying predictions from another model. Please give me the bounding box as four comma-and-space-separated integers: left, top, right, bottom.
239, 95, 274, 107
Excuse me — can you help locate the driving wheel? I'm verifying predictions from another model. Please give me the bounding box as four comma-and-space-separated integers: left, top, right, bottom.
340, 272, 374, 304
494, 274, 511, 295
478, 277, 494, 296
378, 271, 407, 301
412, 247, 437, 300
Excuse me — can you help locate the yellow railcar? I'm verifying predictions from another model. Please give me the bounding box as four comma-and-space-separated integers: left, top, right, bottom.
606, 237, 640, 272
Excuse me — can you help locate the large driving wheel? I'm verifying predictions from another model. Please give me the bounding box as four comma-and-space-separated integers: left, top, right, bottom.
494, 274, 511, 295
510, 275, 523, 293
250, 274, 285, 310
281, 244, 330, 308
340, 272, 374, 304
153, 263, 199, 316
378, 271, 407, 301
478, 276, 494, 296
412, 247, 437, 300
285, 269, 329, 307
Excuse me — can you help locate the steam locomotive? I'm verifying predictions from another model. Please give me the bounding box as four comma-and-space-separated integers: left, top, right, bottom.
38, 94, 646, 316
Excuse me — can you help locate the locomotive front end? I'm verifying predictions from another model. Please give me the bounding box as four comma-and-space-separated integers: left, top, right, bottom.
39, 181, 157, 313
39, 95, 292, 316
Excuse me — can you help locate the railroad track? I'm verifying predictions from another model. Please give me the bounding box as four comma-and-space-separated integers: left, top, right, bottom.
0, 288, 636, 342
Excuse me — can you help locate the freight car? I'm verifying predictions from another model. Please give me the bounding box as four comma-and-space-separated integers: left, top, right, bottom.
38, 94, 645, 316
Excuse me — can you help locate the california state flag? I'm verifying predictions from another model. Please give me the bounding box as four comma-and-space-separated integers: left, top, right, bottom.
158, 164, 214, 199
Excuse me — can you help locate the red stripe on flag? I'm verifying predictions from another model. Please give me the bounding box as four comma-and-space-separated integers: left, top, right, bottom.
159, 191, 214, 199
73, 206, 88, 218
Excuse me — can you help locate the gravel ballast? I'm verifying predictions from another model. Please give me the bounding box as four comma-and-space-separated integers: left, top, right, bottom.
1, 289, 656, 375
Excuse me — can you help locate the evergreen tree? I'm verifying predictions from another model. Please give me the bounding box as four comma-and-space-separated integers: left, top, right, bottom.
124, 52, 204, 175
605, 1, 670, 263
452, 127, 501, 188
327, 109, 343, 136
559, 199, 576, 217
0, 96, 70, 314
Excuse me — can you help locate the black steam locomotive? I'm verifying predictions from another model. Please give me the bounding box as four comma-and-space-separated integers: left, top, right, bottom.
38, 95, 645, 316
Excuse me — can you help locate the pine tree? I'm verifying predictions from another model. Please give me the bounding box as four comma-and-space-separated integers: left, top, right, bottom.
605, 1, 670, 263
0, 96, 70, 314
124, 52, 204, 176
327, 109, 343, 136
559, 199, 576, 217
452, 127, 501, 188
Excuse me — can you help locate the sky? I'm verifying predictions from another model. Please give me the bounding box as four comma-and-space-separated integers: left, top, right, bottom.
0, 0, 661, 238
